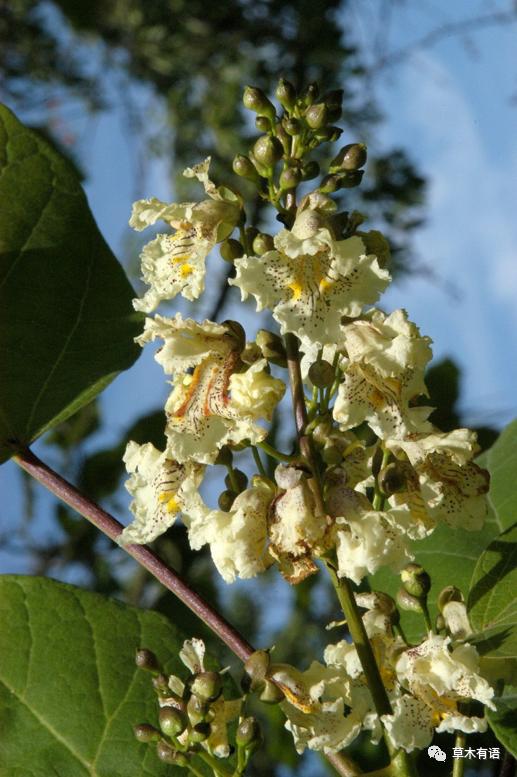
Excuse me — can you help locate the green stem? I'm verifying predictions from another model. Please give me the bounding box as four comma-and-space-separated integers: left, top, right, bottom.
452, 731, 466, 777
197, 750, 233, 777
421, 601, 433, 633
224, 462, 241, 494
325, 751, 363, 776
257, 440, 296, 463
188, 762, 206, 777
251, 446, 268, 478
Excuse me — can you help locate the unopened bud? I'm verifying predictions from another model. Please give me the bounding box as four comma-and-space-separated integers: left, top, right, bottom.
225, 469, 248, 493
253, 135, 283, 167
305, 103, 327, 130
358, 230, 391, 267
190, 722, 211, 743
283, 117, 301, 136
159, 706, 187, 737
152, 673, 170, 696
244, 649, 270, 690
134, 723, 160, 743
378, 462, 406, 496
322, 445, 343, 466
341, 170, 364, 188
190, 670, 223, 702
308, 360, 334, 388
156, 740, 188, 766
243, 86, 276, 122
300, 82, 319, 107
236, 717, 262, 751
435, 614, 446, 631
279, 167, 301, 190
253, 233, 275, 255
135, 648, 160, 673
302, 161, 320, 180
187, 694, 210, 726
256, 329, 287, 367
315, 126, 342, 142
259, 678, 285, 704
437, 586, 464, 613
218, 489, 237, 512
255, 116, 271, 132
396, 588, 424, 614
330, 143, 367, 172
401, 563, 431, 599
318, 174, 341, 194
276, 78, 296, 112
220, 238, 243, 262
215, 446, 233, 467
233, 154, 259, 181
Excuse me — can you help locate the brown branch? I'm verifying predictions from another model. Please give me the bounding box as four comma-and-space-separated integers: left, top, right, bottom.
14, 447, 254, 663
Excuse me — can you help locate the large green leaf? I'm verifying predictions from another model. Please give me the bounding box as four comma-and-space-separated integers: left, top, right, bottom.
477, 418, 517, 533
467, 523, 517, 685
0, 575, 189, 776
0, 105, 142, 464
486, 685, 517, 758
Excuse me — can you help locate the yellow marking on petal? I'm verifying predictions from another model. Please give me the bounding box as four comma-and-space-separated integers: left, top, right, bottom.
180, 263, 194, 276
288, 281, 303, 300
171, 253, 192, 264
319, 277, 334, 293
159, 491, 180, 513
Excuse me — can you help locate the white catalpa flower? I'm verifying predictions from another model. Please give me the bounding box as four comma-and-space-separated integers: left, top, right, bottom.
131, 158, 241, 311
395, 634, 495, 735
118, 441, 204, 545
137, 314, 280, 463
279, 660, 368, 754
268, 465, 330, 584
229, 358, 286, 420
386, 430, 489, 533
381, 695, 435, 752
333, 309, 433, 439
230, 212, 390, 350
182, 478, 275, 582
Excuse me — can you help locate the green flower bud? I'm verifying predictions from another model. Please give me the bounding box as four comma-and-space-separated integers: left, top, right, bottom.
244, 649, 270, 690
276, 78, 296, 112
255, 115, 271, 133
220, 238, 243, 262
302, 161, 320, 181
437, 586, 464, 613
253, 135, 283, 166
435, 613, 446, 632
323, 89, 344, 110
340, 170, 364, 188
311, 417, 333, 446
401, 563, 431, 599
300, 82, 319, 108
330, 143, 367, 172
308, 360, 335, 388
256, 329, 287, 367
135, 648, 160, 673
232, 154, 259, 181
283, 117, 301, 136
259, 679, 285, 704
322, 445, 343, 467
318, 175, 339, 195
243, 86, 276, 122
215, 446, 233, 467
396, 588, 424, 614
225, 468, 248, 492
236, 717, 262, 751
305, 103, 328, 130
252, 233, 275, 255
190, 722, 211, 743
134, 723, 160, 743
159, 706, 188, 737
187, 694, 210, 726
190, 671, 223, 702
279, 167, 302, 191
152, 673, 170, 696
378, 462, 407, 496
156, 740, 188, 766
245, 226, 259, 245
218, 489, 237, 512
315, 126, 343, 142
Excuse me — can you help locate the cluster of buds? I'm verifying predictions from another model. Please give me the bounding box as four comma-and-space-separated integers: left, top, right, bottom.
133, 643, 262, 773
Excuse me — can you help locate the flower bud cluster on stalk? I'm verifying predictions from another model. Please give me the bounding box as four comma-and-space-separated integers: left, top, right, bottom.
123, 78, 493, 771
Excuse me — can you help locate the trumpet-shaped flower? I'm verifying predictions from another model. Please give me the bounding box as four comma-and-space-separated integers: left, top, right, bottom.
131, 158, 241, 312
137, 314, 281, 463
230, 216, 390, 350
119, 441, 204, 545
181, 478, 275, 582
386, 430, 489, 533
268, 465, 330, 584
333, 309, 433, 439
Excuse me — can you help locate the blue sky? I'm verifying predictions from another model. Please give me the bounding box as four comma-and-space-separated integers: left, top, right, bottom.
2, 1, 516, 578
